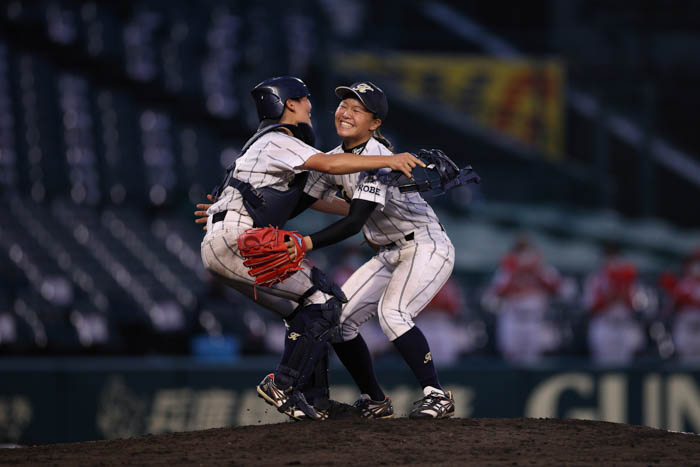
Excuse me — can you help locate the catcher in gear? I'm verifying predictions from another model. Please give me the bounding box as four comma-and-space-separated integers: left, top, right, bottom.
198, 76, 424, 420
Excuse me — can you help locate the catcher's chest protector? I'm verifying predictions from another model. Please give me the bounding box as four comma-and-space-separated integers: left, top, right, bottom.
212, 123, 311, 228
244, 173, 309, 228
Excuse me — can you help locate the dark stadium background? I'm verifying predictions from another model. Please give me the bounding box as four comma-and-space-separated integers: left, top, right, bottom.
0, 0, 699, 444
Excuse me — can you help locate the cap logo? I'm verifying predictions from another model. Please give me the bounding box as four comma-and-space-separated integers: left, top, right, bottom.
352, 83, 374, 93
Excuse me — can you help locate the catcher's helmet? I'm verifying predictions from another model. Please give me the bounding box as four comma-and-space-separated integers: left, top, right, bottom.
251, 76, 310, 121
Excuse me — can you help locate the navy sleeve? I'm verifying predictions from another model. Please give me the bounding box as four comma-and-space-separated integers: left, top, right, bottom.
309, 199, 377, 250
289, 192, 319, 220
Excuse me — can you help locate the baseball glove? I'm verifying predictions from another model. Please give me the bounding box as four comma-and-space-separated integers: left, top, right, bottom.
376, 148, 480, 195
238, 227, 307, 290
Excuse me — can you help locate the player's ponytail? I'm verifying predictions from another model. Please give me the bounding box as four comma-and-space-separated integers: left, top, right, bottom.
373, 127, 394, 152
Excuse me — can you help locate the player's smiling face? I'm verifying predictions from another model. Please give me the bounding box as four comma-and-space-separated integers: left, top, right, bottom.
335, 97, 381, 145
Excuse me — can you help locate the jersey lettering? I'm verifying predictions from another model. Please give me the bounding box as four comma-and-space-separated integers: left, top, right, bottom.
358, 184, 381, 196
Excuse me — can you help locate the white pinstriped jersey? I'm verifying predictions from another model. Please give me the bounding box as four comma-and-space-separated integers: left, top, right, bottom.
304, 137, 441, 246
201, 129, 334, 310
206, 130, 319, 227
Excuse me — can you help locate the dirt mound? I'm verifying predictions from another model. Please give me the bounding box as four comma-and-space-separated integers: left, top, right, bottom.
1, 418, 698, 466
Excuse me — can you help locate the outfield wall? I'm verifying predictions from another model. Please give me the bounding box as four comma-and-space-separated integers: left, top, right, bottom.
1, 357, 699, 444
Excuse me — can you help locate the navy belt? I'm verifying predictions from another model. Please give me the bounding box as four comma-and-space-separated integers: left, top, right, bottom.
382, 224, 444, 249
384, 232, 414, 249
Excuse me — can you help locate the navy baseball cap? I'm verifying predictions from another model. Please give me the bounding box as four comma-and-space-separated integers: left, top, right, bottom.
335, 81, 388, 120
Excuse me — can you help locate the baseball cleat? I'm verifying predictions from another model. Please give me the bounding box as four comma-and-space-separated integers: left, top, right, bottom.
256, 373, 321, 421
408, 386, 455, 420
293, 399, 361, 420
353, 394, 395, 419
322, 399, 363, 420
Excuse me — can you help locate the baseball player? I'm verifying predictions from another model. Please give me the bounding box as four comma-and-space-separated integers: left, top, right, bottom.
583, 245, 645, 364
483, 236, 564, 363
286, 82, 457, 419
199, 75, 424, 420
665, 247, 700, 363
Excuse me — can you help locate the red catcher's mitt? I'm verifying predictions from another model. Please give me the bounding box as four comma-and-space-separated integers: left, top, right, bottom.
237, 227, 307, 289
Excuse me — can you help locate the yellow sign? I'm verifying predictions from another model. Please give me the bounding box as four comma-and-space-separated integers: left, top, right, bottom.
334, 53, 565, 159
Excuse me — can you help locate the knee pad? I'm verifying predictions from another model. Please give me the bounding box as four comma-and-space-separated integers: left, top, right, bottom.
284, 266, 345, 338
308, 298, 344, 338
294, 267, 347, 308
310, 267, 347, 303
290, 296, 343, 339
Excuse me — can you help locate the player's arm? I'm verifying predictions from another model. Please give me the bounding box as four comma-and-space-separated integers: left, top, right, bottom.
289, 192, 319, 220
310, 197, 350, 216
299, 152, 424, 178
288, 192, 349, 221
297, 199, 377, 251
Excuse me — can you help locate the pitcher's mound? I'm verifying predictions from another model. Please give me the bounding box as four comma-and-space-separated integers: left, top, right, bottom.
1, 418, 698, 466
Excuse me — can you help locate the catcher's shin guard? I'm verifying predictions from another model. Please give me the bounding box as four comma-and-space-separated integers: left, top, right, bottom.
272, 268, 344, 418
274, 298, 342, 396
302, 347, 330, 410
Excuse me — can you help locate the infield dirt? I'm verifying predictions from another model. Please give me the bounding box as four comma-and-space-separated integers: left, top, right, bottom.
1, 417, 699, 466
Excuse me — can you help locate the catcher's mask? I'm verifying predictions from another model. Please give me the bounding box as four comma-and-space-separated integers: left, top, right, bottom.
251, 76, 310, 121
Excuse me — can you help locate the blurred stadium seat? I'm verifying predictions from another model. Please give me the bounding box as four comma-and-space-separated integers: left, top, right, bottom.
0, 0, 698, 365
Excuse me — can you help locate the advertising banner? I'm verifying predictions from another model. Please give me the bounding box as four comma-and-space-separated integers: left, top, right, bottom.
1, 360, 698, 444
334, 52, 565, 159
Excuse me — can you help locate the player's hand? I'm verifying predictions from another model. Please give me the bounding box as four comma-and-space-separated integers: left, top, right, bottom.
285, 236, 313, 260
389, 152, 426, 178
194, 194, 215, 230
